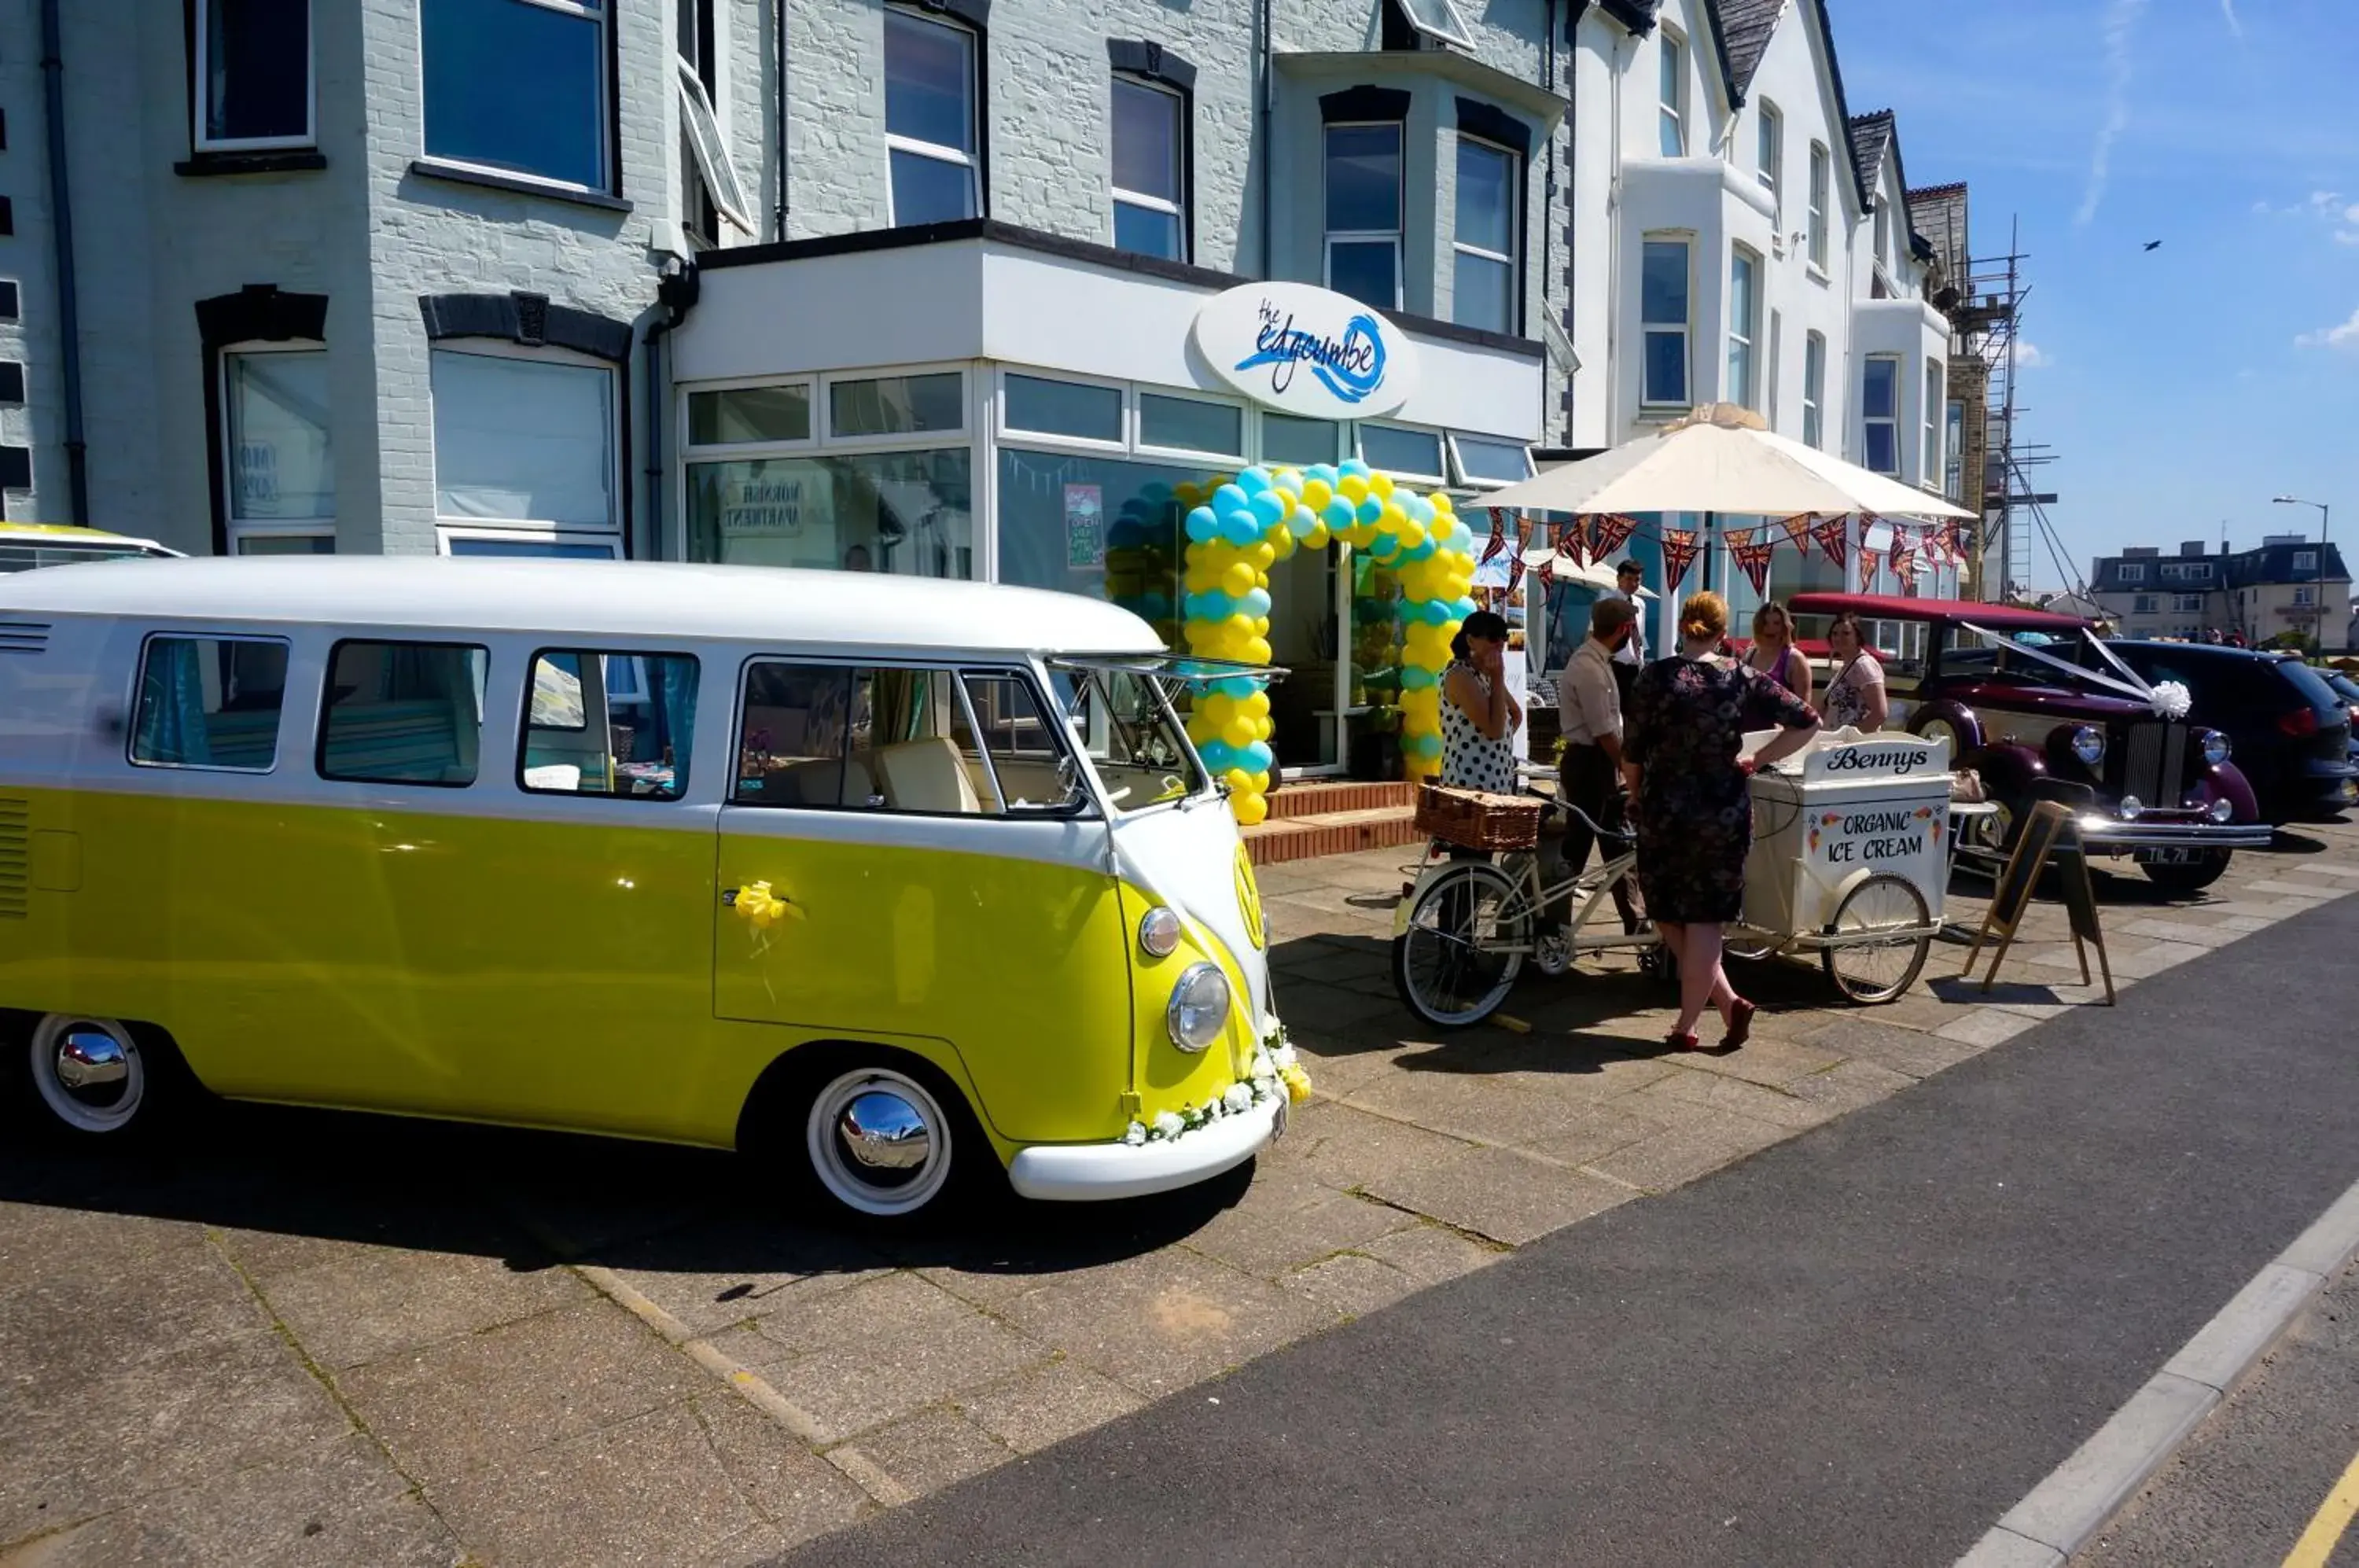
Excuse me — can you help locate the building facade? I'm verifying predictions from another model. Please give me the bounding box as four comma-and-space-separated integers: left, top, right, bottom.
2091, 538, 2353, 651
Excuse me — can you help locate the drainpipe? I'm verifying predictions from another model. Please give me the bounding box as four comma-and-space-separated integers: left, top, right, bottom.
642, 259, 701, 561
1257, 0, 1273, 277
773, 0, 789, 239
38, 0, 88, 525
1541, 0, 1556, 443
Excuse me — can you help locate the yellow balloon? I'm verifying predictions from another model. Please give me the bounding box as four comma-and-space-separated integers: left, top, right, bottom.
1253, 617, 1270, 637
1301, 478, 1333, 510
1430, 492, 1454, 514
1222, 562, 1256, 597
1200, 694, 1236, 724
1338, 474, 1370, 504
1250, 542, 1277, 570
1222, 717, 1256, 749
1370, 471, 1396, 499
1301, 525, 1330, 551
1270, 525, 1297, 560
1399, 520, 1427, 549
1224, 767, 1256, 796
1249, 770, 1271, 793
1246, 636, 1273, 664
1233, 793, 1268, 826
1242, 691, 1271, 719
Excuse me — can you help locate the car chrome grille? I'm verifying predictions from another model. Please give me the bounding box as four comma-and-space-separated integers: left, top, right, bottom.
2122, 720, 2184, 808
0, 797, 27, 918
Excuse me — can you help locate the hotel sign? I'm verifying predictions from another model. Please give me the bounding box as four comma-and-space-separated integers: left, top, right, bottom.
1191, 282, 1419, 421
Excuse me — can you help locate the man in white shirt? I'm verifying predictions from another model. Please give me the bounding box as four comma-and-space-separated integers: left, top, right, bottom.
1556, 597, 1640, 932
1598, 558, 1648, 708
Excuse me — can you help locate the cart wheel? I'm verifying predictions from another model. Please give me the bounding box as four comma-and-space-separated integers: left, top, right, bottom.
1723, 934, 1776, 964
1820, 873, 1932, 1005
1392, 862, 1527, 1029
1638, 943, 1676, 983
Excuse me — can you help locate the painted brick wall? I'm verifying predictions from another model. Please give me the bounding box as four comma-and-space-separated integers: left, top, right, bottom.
0, 0, 62, 521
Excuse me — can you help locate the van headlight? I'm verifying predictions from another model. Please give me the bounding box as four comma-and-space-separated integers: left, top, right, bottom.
1166, 963, 1230, 1053
2206, 797, 2236, 823
2070, 725, 2107, 767
1138, 906, 1183, 958
2200, 730, 2232, 767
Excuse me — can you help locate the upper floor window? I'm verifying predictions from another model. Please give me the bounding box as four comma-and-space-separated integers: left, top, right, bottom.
225, 348, 335, 556
2294, 586, 2317, 606
1945, 401, 1965, 501
1806, 144, 1830, 271
2295, 550, 2320, 572
1755, 101, 1782, 208
1658, 29, 1687, 157
1640, 238, 1690, 407
1326, 123, 1403, 311
1873, 204, 1893, 276
1921, 362, 1943, 485
2132, 595, 2157, 614
423, 0, 610, 192
2117, 562, 2147, 582
1112, 78, 1185, 261
1802, 330, 1825, 449
885, 9, 980, 226
1452, 137, 1517, 334
196, 0, 312, 150
1862, 355, 1900, 474
677, 0, 752, 242
1727, 248, 1759, 409
2172, 594, 2205, 613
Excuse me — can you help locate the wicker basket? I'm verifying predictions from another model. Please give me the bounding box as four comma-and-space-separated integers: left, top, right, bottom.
1415, 783, 1543, 852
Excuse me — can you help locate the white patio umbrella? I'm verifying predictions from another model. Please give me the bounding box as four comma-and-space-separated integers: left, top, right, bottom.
1520, 548, 1656, 596
1481, 403, 1975, 521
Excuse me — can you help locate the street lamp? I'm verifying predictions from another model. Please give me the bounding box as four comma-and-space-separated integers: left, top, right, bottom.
2273, 495, 2331, 650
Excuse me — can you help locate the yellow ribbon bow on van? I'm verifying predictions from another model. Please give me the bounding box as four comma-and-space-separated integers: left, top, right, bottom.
732, 881, 801, 929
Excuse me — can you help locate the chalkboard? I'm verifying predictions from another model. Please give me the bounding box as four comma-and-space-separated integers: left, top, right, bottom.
1960, 801, 2115, 1003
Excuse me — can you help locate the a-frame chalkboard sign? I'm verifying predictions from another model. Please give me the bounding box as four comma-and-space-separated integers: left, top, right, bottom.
1958, 801, 2116, 1003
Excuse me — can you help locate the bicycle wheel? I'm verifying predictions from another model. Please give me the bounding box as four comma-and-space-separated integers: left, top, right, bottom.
1820, 872, 1932, 1005
1392, 862, 1528, 1029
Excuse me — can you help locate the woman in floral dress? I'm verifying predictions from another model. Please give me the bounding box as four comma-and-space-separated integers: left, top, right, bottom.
1622, 592, 1821, 1051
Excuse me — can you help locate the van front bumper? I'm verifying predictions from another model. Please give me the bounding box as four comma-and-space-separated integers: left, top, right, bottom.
2074, 816, 2275, 852
1007, 1095, 1285, 1202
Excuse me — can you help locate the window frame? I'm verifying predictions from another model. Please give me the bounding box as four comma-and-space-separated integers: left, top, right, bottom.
1257, 411, 1347, 468
1921, 360, 1944, 487
220, 340, 336, 555
1135, 388, 1249, 465
1640, 235, 1692, 410
1755, 100, 1781, 208
1862, 354, 1901, 475
420, 0, 615, 197
727, 656, 1096, 821
2294, 550, 2320, 573
1726, 245, 1760, 410
1945, 399, 1966, 500
883, 6, 982, 228
1446, 432, 1533, 491
2117, 562, 2147, 583
315, 637, 491, 790
995, 367, 1130, 453
1657, 27, 1687, 157
1356, 421, 1449, 486
517, 645, 700, 801
1806, 142, 1830, 273
1110, 74, 1187, 263
683, 379, 819, 454
436, 528, 624, 561
1801, 330, 1826, 449
193, 0, 317, 153
127, 631, 293, 775
1323, 120, 1405, 311
1449, 134, 1519, 337
2172, 594, 2206, 614
427, 341, 624, 547
822, 364, 973, 448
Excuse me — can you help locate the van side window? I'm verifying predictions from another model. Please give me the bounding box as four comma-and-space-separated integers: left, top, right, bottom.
131, 635, 289, 771
733, 662, 1085, 816
318, 640, 488, 786
520, 650, 698, 801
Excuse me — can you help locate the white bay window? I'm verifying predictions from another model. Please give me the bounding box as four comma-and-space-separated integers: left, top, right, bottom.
885, 9, 980, 226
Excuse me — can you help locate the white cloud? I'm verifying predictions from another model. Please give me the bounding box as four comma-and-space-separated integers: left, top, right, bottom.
1983, 339, 2050, 370
2339, 231, 2359, 248
2220, 0, 2243, 35
2079, 0, 2151, 226
2296, 307, 2359, 352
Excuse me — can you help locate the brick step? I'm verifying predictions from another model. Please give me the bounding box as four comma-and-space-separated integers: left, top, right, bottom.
1242, 803, 1425, 866
1264, 779, 1419, 820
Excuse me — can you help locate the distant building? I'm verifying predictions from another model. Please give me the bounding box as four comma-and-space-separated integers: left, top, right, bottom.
2090, 537, 2352, 650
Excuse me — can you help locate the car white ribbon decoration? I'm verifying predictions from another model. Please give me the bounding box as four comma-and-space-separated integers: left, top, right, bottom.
2147, 679, 2194, 720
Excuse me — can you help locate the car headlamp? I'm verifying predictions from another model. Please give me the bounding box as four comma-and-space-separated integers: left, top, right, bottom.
2118, 795, 2145, 820
2199, 730, 2232, 767
1138, 906, 1183, 959
2206, 797, 2235, 823
2070, 725, 2106, 767
1166, 963, 1230, 1053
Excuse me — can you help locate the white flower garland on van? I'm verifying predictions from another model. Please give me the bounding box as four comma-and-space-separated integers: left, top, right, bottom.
1121, 1026, 1312, 1147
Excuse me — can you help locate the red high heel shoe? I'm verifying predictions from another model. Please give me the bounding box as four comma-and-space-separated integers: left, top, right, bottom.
1665, 1029, 1702, 1051
1724, 999, 1757, 1049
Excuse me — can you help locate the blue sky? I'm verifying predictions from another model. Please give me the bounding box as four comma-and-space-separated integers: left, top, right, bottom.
1827, 0, 2358, 590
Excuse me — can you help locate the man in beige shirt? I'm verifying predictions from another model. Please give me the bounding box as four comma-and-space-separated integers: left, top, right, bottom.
1558, 597, 1640, 931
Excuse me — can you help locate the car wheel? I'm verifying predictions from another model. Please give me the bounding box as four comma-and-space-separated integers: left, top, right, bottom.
788, 1055, 996, 1224
2142, 851, 2232, 894
25, 1015, 165, 1137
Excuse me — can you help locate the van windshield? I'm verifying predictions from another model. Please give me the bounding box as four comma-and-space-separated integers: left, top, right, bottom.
1049, 664, 1205, 813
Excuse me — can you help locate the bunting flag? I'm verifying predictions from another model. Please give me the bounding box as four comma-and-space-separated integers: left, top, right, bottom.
1507, 551, 1526, 596
1661, 528, 1702, 594
1590, 513, 1640, 561
1888, 524, 1917, 582
1728, 527, 1778, 596
1481, 508, 1509, 563
1559, 516, 1588, 567
1810, 516, 1850, 570
1777, 513, 1816, 552
1939, 519, 1967, 566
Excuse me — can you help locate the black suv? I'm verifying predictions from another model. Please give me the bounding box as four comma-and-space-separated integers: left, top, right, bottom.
2095, 642, 2357, 822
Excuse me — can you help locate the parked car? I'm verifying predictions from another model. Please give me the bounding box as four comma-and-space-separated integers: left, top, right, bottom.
1790, 593, 2270, 892
0, 523, 182, 572
2089, 642, 2357, 823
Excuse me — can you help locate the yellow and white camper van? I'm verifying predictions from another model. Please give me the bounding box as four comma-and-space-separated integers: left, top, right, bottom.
0, 558, 1290, 1219
0, 523, 182, 573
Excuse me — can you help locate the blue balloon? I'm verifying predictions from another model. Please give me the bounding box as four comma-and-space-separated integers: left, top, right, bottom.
1139, 592, 1171, 621
1235, 467, 1273, 495
1408, 496, 1437, 527
1242, 741, 1275, 774
1220, 511, 1262, 547
1338, 458, 1372, 480
1248, 490, 1288, 528
1322, 497, 1356, 532
1405, 733, 1443, 760
1198, 739, 1242, 772
1454, 597, 1480, 620
1422, 599, 1456, 625
1369, 531, 1402, 561
1398, 538, 1437, 564
1219, 676, 1260, 698
1400, 664, 1437, 690
1187, 591, 1237, 620
1356, 496, 1385, 526
1307, 464, 1341, 488
1184, 506, 1219, 544
1213, 484, 1250, 514
1239, 587, 1272, 618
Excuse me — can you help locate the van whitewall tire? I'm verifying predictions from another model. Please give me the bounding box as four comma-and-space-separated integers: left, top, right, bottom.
27, 1016, 153, 1136
787, 1057, 995, 1224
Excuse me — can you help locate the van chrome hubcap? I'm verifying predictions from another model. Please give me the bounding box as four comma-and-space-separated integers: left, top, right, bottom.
31, 1017, 145, 1133
807, 1069, 953, 1216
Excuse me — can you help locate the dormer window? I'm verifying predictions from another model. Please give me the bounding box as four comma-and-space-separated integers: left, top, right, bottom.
1387, 0, 1473, 50
1658, 28, 1687, 157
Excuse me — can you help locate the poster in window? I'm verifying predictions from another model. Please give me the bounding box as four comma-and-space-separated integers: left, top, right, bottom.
1064, 484, 1105, 571
722, 476, 804, 537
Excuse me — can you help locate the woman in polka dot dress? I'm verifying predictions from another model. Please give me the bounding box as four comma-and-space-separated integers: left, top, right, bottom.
1440, 609, 1521, 794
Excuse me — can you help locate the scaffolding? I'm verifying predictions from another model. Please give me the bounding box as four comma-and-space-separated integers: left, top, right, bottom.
1948, 218, 2061, 602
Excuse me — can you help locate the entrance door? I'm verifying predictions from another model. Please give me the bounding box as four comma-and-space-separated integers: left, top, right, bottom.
711, 660, 1135, 1144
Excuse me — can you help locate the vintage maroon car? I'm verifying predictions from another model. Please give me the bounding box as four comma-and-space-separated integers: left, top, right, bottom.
1790, 593, 2271, 891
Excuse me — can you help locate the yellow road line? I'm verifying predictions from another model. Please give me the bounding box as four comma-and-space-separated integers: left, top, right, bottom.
2284, 1445, 2359, 1568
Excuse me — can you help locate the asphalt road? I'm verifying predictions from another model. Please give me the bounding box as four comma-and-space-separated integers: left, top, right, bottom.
776, 894, 2359, 1568
2077, 1263, 2359, 1568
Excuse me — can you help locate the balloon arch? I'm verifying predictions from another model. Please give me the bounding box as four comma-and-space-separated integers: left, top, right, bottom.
1103, 458, 1480, 826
